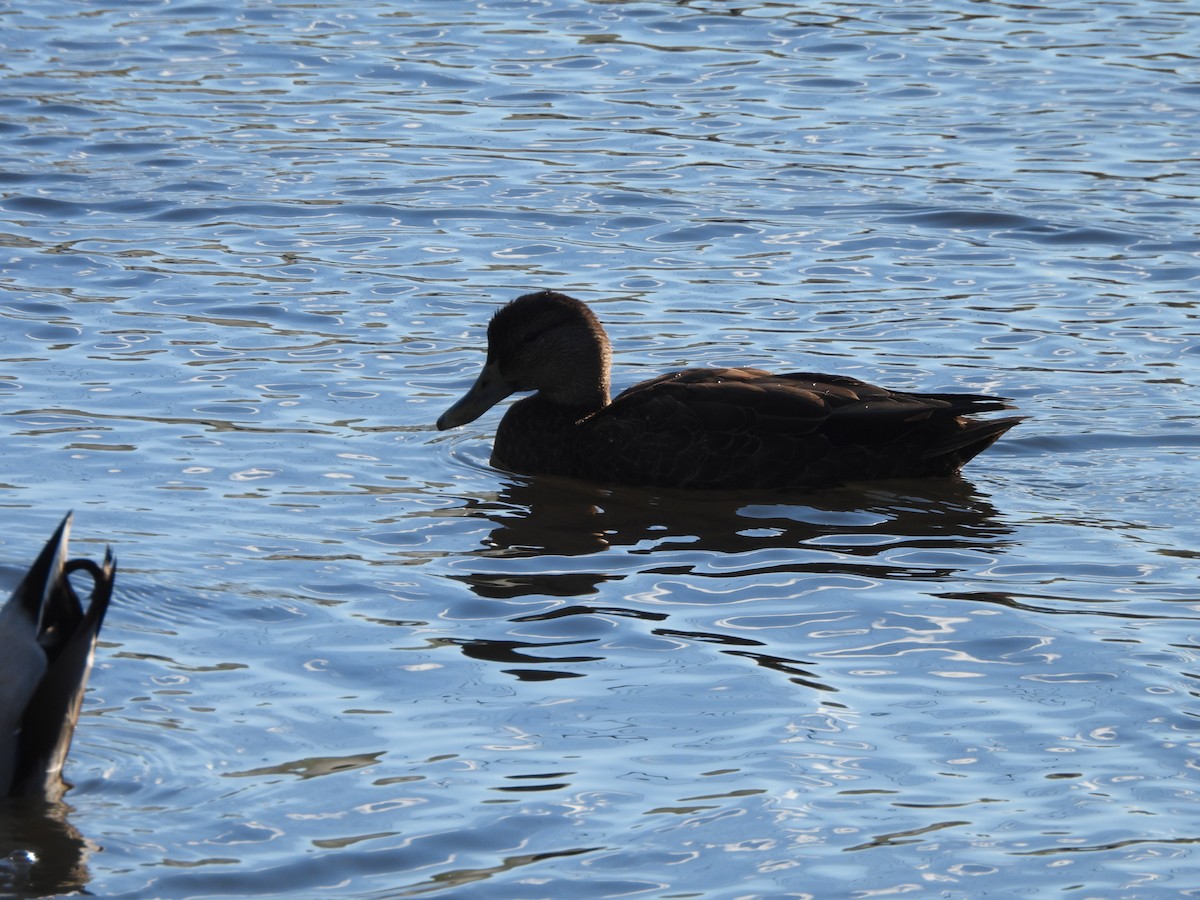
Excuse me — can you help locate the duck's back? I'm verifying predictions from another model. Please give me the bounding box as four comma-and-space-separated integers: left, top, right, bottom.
493, 367, 1020, 489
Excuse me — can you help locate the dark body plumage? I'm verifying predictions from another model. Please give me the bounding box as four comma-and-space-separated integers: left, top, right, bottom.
437, 291, 1022, 489
1, 514, 115, 799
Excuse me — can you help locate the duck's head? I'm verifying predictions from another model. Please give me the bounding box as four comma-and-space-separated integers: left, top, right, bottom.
437, 290, 613, 429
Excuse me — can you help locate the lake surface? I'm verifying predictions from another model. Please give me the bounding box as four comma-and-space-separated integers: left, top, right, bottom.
1, 0, 1198, 896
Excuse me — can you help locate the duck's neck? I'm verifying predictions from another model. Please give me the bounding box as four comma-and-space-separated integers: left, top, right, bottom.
540, 338, 611, 412
494, 393, 596, 475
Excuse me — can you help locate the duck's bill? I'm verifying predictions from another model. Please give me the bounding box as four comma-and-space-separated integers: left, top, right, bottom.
436, 361, 516, 430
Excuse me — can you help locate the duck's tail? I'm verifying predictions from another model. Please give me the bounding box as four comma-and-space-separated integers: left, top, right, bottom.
3, 513, 116, 800
924, 415, 1026, 469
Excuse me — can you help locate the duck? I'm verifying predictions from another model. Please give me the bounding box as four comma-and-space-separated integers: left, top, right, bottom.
437, 290, 1023, 489
1, 513, 115, 799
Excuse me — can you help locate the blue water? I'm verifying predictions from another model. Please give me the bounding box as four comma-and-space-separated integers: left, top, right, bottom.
1, 0, 1198, 896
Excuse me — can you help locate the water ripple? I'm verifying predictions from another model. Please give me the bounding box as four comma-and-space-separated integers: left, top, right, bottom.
1, 0, 1198, 896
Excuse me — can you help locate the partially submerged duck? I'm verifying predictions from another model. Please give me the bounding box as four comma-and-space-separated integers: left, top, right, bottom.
1, 514, 115, 799
437, 290, 1023, 489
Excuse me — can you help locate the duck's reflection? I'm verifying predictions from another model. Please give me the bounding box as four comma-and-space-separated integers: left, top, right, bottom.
440, 474, 1012, 689
0, 799, 91, 897
454, 570, 615, 601
463, 473, 1010, 560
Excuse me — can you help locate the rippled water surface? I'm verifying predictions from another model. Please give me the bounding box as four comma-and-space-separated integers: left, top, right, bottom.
2, 0, 1198, 896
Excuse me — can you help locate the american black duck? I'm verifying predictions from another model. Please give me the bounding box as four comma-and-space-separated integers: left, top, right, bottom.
437, 290, 1023, 489
1, 514, 115, 799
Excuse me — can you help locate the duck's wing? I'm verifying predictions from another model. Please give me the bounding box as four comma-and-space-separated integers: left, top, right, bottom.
590, 368, 1017, 487
606, 367, 973, 433
0, 515, 116, 799
775, 371, 1013, 427
776, 373, 1023, 465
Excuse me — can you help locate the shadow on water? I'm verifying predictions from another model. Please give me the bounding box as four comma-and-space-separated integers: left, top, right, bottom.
436, 474, 1014, 689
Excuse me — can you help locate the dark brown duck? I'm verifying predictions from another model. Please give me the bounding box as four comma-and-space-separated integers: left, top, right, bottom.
437, 291, 1023, 489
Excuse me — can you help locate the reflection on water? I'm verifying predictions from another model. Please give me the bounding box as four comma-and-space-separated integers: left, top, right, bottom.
0, 800, 91, 898
457, 473, 1011, 560
433, 475, 1013, 690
